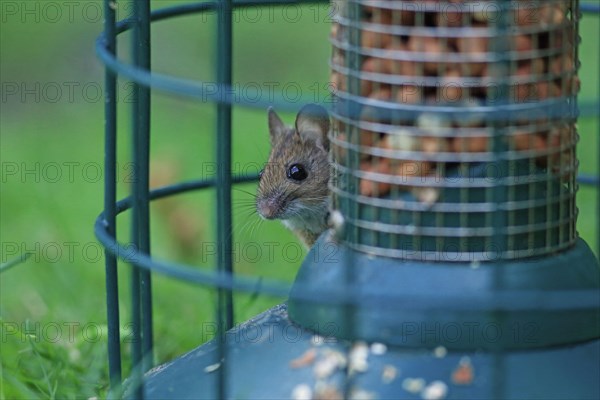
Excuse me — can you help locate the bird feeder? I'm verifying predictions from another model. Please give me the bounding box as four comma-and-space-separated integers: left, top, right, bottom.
95, 1, 600, 399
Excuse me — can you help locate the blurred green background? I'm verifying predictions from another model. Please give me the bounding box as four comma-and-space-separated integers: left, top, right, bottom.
0, 1, 598, 398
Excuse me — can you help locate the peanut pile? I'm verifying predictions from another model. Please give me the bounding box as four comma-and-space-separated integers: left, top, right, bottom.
330, 1, 579, 201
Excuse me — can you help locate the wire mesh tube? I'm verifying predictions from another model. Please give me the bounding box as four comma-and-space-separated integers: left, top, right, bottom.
330, 0, 580, 262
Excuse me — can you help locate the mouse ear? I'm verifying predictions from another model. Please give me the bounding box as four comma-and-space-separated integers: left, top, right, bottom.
295, 104, 330, 151
268, 107, 286, 144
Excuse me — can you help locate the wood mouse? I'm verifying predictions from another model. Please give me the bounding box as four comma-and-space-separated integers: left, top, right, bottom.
256, 104, 331, 248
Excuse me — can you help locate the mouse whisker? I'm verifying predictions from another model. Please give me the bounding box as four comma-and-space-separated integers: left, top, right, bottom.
233, 187, 258, 198
235, 217, 262, 243
248, 215, 263, 240
236, 218, 255, 242
233, 203, 258, 212
232, 207, 258, 220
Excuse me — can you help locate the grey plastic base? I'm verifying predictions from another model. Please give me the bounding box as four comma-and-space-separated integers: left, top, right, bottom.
288, 236, 600, 350
142, 304, 600, 399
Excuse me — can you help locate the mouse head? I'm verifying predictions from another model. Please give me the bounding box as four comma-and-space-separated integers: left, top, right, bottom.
257, 104, 330, 220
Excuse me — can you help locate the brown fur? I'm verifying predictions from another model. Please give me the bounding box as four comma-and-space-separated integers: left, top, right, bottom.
257, 105, 330, 248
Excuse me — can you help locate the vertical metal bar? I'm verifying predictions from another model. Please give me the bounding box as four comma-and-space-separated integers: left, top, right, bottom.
343, 2, 360, 397
103, 0, 122, 394
596, 0, 600, 259
347, 0, 360, 246
136, 0, 154, 375
130, 0, 153, 397
216, 0, 234, 398
571, 0, 580, 251
489, 3, 511, 399
129, 259, 142, 398
489, 5, 510, 265
129, 43, 143, 400
582, 0, 600, 258
216, 0, 234, 330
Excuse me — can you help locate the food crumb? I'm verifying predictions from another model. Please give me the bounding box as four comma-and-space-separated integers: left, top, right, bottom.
349, 341, 369, 374
315, 383, 343, 400
421, 380, 448, 400
203, 362, 221, 373
291, 384, 312, 400
382, 364, 398, 384
329, 210, 345, 232
452, 357, 474, 385
349, 388, 376, 400
433, 346, 447, 358
311, 335, 325, 346
314, 350, 346, 379
402, 377, 426, 394
370, 342, 387, 355
290, 348, 317, 369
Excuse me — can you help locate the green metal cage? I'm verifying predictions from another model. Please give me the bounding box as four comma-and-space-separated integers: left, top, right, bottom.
95, 1, 600, 398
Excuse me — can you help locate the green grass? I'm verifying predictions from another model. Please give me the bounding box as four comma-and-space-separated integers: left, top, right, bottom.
1, 320, 109, 399
1, 2, 598, 399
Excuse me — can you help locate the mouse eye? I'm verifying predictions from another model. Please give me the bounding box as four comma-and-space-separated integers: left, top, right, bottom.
287, 164, 307, 182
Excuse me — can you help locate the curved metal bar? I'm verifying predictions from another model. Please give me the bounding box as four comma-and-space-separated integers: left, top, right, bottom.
95, 212, 600, 310
95, 1, 599, 116
94, 174, 600, 311
581, 3, 600, 13
96, 1, 330, 113
113, 0, 329, 35
577, 174, 600, 186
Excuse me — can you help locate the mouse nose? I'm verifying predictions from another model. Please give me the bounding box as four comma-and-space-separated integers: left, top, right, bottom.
257, 198, 280, 219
